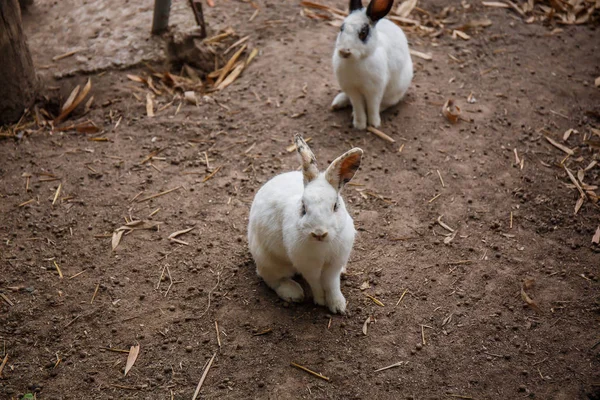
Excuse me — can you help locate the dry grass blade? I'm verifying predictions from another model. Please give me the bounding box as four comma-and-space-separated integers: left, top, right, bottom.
146, 93, 155, 117
367, 126, 395, 143
482, 1, 510, 8
437, 215, 455, 232
374, 361, 404, 372
246, 48, 259, 67
127, 74, 145, 83
202, 166, 222, 183
563, 128, 576, 141
56, 78, 92, 122
365, 293, 385, 307
592, 226, 600, 244
124, 344, 140, 376
168, 227, 194, 239
563, 165, 586, 199
545, 136, 574, 155
409, 49, 433, 60
137, 186, 182, 203
216, 44, 247, 86
192, 352, 217, 400
0, 354, 8, 378
0, 293, 14, 306
112, 230, 124, 251
217, 63, 245, 91
362, 316, 373, 335
52, 183, 62, 206
396, 289, 408, 306
300, 1, 346, 16
442, 99, 461, 123
290, 362, 330, 382
54, 261, 63, 279
521, 278, 541, 313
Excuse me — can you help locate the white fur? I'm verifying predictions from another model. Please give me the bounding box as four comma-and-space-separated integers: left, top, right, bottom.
248, 142, 362, 314
332, 7, 413, 129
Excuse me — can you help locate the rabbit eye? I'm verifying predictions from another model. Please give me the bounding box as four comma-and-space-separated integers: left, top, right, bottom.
333, 202, 338, 212
358, 24, 369, 42
301, 203, 306, 216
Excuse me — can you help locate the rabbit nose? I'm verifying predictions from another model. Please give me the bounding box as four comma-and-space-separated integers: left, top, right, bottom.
311, 230, 329, 241
338, 49, 351, 58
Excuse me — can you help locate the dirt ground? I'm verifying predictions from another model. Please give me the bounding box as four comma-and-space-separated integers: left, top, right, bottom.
1, 0, 599, 399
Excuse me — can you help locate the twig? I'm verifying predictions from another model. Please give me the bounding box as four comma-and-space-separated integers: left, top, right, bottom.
52, 183, 62, 206
192, 352, 217, 400
0, 354, 8, 378
365, 293, 384, 307
0, 293, 14, 307
436, 170, 445, 188
202, 166, 222, 183
137, 186, 183, 203
54, 260, 63, 279
367, 126, 395, 143
396, 289, 408, 306
69, 270, 86, 280
215, 321, 221, 347
374, 361, 404, 372
188, 0, 207, 38
164, 266, 174, 297
64, 314, 81, 328
91, 283, 100, 304
290, 362, 330, 382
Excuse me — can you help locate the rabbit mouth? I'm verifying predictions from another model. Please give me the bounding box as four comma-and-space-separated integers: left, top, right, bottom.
338, 49, 352, 59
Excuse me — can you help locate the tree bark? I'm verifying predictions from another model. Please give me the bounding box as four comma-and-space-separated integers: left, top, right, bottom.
0, 0, 36, 125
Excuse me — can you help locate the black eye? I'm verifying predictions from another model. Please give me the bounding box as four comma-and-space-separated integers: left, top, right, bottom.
333, 202, 338, 212
358, 24, 369, 42
301, 203, 306, 216
340, 23, 345, 32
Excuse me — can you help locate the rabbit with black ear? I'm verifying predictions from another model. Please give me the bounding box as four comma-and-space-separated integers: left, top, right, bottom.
332, 0, 413, 129
247, 135, 363, 314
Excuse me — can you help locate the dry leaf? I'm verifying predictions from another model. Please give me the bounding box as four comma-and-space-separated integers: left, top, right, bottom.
124, 344, 140, 376
592, 226, 600, 244
146, 93, 155, 117
169, 227, 194, 239
409, 49, 432, 61
112, 230, 124, 251
127, 74, 145, 83
396, 0, 417, 18
482, 1, 510, 8
452, 30, 471, 40
563, 128, 576, 141
442, 99, 461, 123
61, 85, 80, 113
545, 136, 574, 155
217, 63, 245, 91
442, 313, 453, 327
574, 196, 584, 214
56, 79, 92, 122
246, 48, 259, 67
360, 281, 371, 291
216, 44, 247, 86
362, 316, 373, 335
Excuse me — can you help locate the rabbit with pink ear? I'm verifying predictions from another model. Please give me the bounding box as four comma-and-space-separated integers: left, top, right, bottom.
247, 135, 363, 314
332, 0, 413, 129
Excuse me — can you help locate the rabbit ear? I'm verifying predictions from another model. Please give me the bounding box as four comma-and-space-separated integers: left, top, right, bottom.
349, 0, 363, 11
294, 135, 319, 185
366, 0, 393, 22
325, 148, 363, 190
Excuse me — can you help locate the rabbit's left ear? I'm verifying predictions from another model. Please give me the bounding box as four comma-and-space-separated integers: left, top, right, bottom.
295, 134, 319, 185
366, 0, 393, 22
325, 148, 363, 190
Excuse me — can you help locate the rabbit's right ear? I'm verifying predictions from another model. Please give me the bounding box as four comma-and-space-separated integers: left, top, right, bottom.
325, 148, 363, 190
349, 0, 363, 12
294, 135, 319, 185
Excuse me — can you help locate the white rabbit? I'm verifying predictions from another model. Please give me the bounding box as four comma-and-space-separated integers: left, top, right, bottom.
331, 0, 413, 129
247, 135, 363, 314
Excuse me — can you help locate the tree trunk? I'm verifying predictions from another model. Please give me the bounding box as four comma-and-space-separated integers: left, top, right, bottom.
0, 0, 36, 125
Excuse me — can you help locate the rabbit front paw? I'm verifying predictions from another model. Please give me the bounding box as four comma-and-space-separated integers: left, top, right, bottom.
327, 292, 347, 315
275, 279, 305, 303
353, 116, 367, 130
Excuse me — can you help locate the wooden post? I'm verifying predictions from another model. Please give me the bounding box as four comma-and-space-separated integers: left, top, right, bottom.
0, 0, 37, 125
152, 0, 172, 34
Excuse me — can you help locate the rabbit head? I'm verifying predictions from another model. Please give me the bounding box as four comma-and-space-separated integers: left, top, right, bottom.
294, 135, 363, 243
335, 0, 394, 60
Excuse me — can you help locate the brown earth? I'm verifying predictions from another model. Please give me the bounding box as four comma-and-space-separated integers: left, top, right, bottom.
1, 0, 599, 399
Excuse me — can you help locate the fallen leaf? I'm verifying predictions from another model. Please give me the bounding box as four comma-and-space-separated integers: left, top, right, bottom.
409, 49, 432, 61
442, 99, 461, 123
442, 313, 453, 327
169, 227, 194, 239
112, 230, 124, 251
575, 196, 584, 214
55, 79, 92, 122
452, 30, 471, 40
124, 344, 140, 376
127, 74, 145, 83
563, 128, 576, 141
360, 281, 371, 291
545, 136, 574, 155
482, 1, 510, 8
61, 85, 80, 113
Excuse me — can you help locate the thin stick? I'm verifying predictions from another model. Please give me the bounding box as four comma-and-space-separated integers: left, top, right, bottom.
215, 321, 221, 347
54, 261, 63, 279
156, 264, 168, 290
101, 347, 131, 353
510, 212, 513, 229
137, 186, 182, 203
396, 289, 408, 306
202, 166, 221, 183
0, 354, 8, 377
91, 283, 100, 304
421, 325, 426, 345
290, 362, 330, 382
64, 314, 81, 328
69, 270, 86, 280
374, 361, 403, 372
436, 170, 445, 188
130, 191, 144, 203
446, 395, 474, 400
164, 266, 174, 297
367, 126, 395, 143
18, 199, 35, 207
428, 193, 441, 203
192, 352, 217, 400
